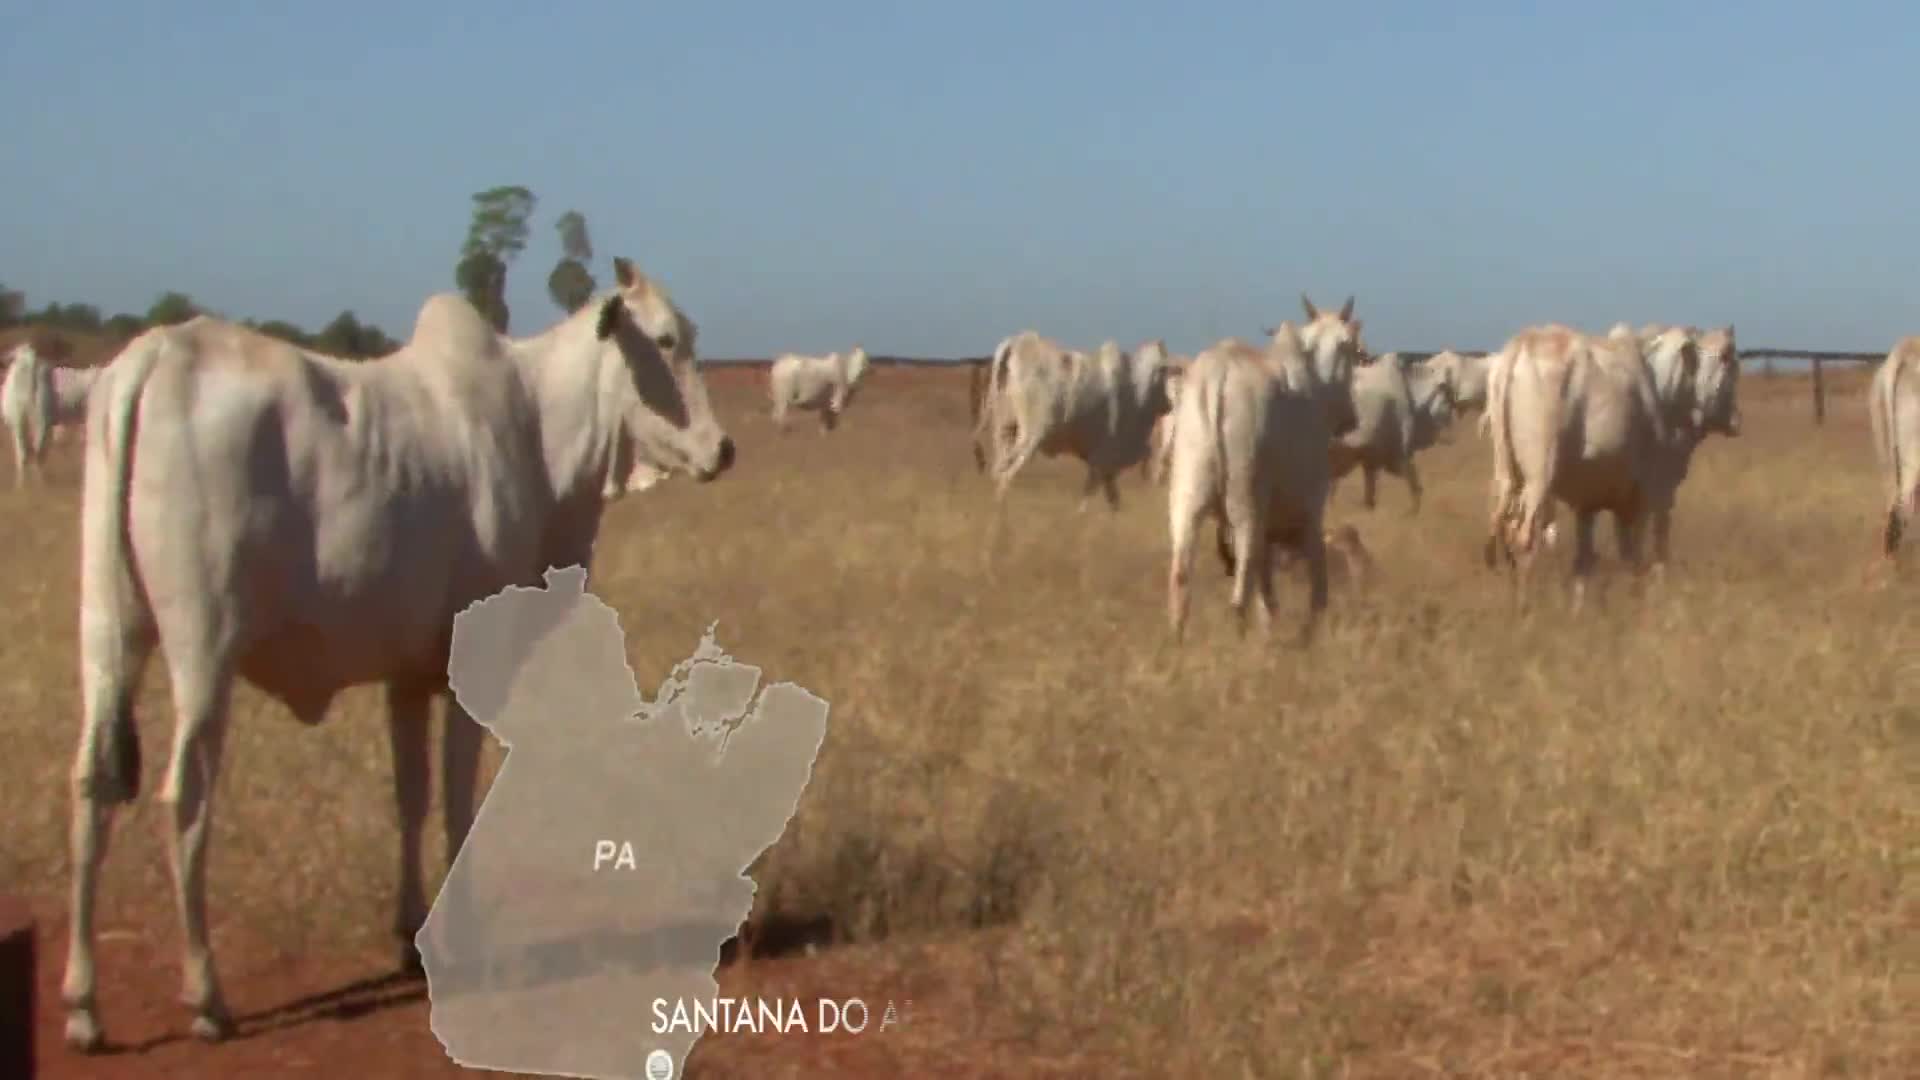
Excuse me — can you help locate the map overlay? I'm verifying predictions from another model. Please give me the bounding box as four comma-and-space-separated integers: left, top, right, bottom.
416, 566, 830, 1079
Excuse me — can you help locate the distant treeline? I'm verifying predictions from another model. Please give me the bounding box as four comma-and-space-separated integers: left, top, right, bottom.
0, 283, 398, 360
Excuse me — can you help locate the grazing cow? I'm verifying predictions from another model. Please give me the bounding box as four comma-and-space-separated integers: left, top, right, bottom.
977, 332, 1174, 510
770, 346, 870, 432
61, 257, 735, 1053
1483, 322, 1738, 606
1327, 351, 1455, 512
1168, 299, 1365, 641
1867, 336, 1920, 558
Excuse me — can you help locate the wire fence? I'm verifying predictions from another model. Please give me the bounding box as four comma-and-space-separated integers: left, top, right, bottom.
721, 345, 1887, 427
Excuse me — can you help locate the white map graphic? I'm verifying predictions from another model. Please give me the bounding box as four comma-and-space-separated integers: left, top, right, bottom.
416, 566, 829, 1079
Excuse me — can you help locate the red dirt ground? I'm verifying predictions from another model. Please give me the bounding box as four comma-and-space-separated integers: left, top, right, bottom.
16, 895, 1104, 1079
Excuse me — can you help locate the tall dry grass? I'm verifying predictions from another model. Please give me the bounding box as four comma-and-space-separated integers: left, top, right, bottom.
0, 366, 1912, 1077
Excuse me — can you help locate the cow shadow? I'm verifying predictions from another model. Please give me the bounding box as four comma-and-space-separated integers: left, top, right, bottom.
103, 969, 429, 1055
99, 912, 842, 1055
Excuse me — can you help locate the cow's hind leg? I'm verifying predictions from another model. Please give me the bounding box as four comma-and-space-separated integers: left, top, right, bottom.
1569, 509, 1602, 613
8, 427, 26, 489
1645, 504, 1672, 584
992, 437, 1041, 502
1297, 523, 1330, 646
62, 609, 157, 1052
429, 698, 487, 963
29, 420, 50, 485
386, 683, 434, 974
1402, 458, 1423, 515
1167, 463, 1215, 642
1214, 516, 1237, 578
155, 636, 238, 1042
1222, 497, 1265, 636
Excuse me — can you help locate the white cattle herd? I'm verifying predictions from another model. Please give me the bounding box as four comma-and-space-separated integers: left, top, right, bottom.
0, 266, 1903, 1054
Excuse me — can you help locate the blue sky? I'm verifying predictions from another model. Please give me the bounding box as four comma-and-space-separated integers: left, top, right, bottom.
1, 3, 1912, 359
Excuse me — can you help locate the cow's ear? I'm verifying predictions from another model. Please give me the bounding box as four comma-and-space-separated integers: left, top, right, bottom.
612, 257, 641, 290
595, 296, 624, 341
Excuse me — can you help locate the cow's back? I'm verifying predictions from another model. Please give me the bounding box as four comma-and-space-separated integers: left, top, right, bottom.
1187, 343, 1329, 523
1340, 359, 1413, 460
106, 315, 551, 710
1500, 326, 1665, 512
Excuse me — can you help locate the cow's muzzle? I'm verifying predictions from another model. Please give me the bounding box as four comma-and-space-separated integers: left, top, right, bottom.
694, 435, 737, 482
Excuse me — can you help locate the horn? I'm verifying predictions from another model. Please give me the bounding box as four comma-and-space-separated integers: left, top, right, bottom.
1337, 295, 1355, 322
1300, 294, 1318, 321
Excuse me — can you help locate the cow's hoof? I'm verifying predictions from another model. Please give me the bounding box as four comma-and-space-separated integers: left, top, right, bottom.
190, 1010, 234, 1043
65, 1011, 105, 1053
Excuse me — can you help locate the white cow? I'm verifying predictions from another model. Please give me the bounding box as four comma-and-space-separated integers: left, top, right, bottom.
1327, 351, 1454, 512
3, 346, 102, 484
2, 343, 51, 485
1483, 322, 1738, 605
769, 346, 870, 432
1168, 297, 1366, 641
1867, 336, 1920, 559
1425, 349, 1490, 422
52, 364, 99, 422
977, 332, 1174, 510
61, 257, 734, 1053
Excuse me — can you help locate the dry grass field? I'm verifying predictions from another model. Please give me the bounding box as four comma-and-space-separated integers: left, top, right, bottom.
1, 359, 1915, 1077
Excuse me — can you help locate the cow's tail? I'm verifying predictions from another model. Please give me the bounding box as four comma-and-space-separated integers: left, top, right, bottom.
1513, 342, 1574, 550
1879, 347, 1920, 528
1485, 342, 1528, 560
1203, 356, 1230, 501
1486, 345, 1517, 509
76, 331, 163, 804
973, 338, 1015, 473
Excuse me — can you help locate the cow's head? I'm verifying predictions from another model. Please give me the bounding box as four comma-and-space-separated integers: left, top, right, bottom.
1164, 365, 1186, 411
1295, 294, 1365, 434
845, 345, 871, 385
1426, 371, 1460, 437
593, 256, 735, 484
1128, 338, 1176, 413
1635, 326, 1703, 432
1691, 325, 1740, 437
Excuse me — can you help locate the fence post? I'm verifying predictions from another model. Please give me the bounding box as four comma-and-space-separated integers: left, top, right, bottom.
1811, 357, 1826, 425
